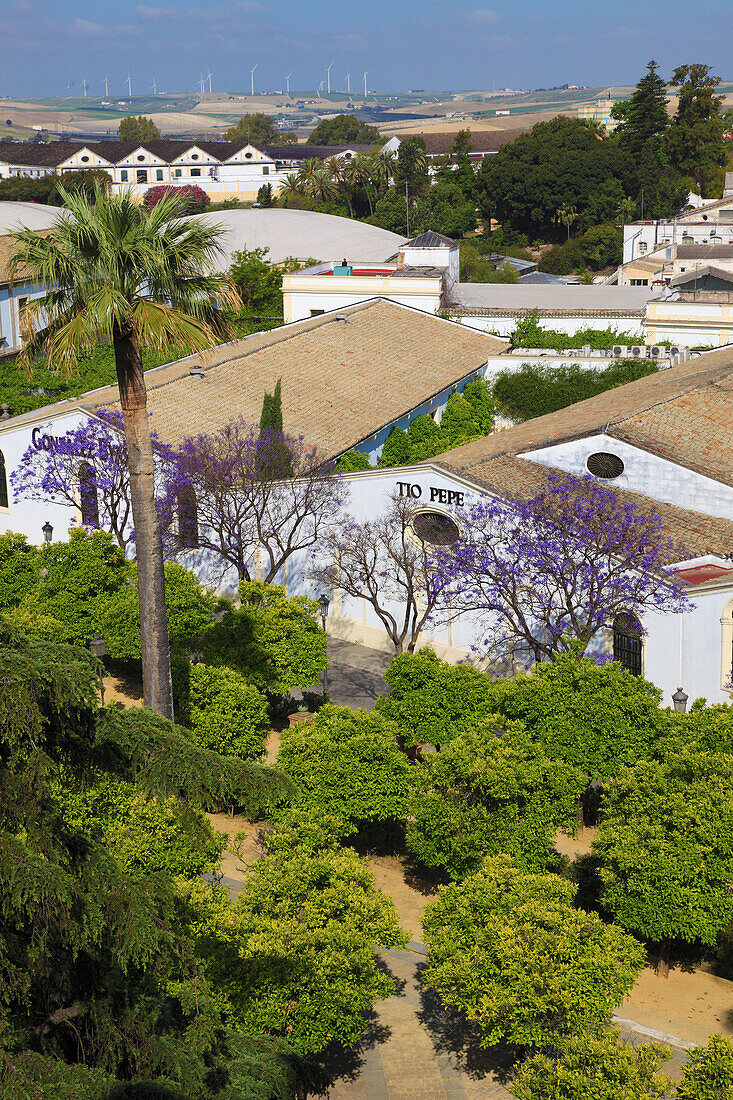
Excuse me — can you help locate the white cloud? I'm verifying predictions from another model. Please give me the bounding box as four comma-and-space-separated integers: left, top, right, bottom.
134, 5, 175, 17
73, 17, 110, 37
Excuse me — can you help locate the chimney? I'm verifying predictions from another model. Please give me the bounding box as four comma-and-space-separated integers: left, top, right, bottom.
396, 251, 405, 270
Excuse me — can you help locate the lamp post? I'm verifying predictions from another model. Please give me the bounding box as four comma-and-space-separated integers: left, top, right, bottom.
672, 686, 688, 714
318, 593, 329, 700
90, 631, 107, 705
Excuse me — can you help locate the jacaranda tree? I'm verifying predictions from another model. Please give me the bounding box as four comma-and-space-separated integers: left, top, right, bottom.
12, 409, 175, 551
10, 186, 239, 718
435, 474, 690, 665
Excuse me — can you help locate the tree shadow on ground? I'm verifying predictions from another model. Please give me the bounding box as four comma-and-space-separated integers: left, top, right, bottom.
416, 962, 522, 1085
316, 1010, 391, 1085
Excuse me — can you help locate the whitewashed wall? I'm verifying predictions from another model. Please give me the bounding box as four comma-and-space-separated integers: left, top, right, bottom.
456, 313, 646, 338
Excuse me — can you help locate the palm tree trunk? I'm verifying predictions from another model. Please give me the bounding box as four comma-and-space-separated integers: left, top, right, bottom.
114, 323, 174, 719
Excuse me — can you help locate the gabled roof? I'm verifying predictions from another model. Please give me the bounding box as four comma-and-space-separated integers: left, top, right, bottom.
412, 130, 522, 155
405, 230, 457, 249
433, 452, 733, 560
429, 345, 733, 490
1, 300, 508, 459
669, 265, 733, 287
676, 244, 733, 260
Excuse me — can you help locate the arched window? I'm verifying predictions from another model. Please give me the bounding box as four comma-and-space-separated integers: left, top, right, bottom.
78, 462, 99, 527
613, 612, 642, 675
177, 488, 199, 550
0, 450, 8, 510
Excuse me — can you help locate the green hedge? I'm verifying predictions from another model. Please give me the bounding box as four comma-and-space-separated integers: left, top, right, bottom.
493, 360, 657, 421
510, 312, 641, 350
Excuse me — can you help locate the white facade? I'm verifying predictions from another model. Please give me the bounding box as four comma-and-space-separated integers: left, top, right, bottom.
0, 277, 46, 358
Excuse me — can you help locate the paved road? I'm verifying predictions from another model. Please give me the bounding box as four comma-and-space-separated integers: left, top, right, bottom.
299, 638, 393, 711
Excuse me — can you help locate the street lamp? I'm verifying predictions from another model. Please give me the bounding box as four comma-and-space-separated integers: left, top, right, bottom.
318, 593, 329, 700
672, 686, 688, 714
90, 632, 107, 705
42, 520, 53, 543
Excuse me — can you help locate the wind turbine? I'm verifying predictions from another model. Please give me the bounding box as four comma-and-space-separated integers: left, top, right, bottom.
81, 77, 88, 97
326, 62, 333, 94
285, 70, 293, 95
249, 64, 257, 96
125, 72, 132, 97
345, 72, 350, 93
198, 72, 205, 94
104, 73, 109, 97
207, 71, 213, 93
363, 71, 368, 97
151, 76, 157, 95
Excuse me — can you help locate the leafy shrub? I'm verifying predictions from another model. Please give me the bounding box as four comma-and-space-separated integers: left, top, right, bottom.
2, 606, 74, 644
495, 652, 669, 777
55, 768, 226, 879
275, 704, 412, 827
509, 311, 639, 350
375, 648, 498, 748
27, 527, 129, 645
677, 1033, 733, 1099
203, 581, 327, 696
422, 855, 645, 1049
377, 379, 494, 467
102, 562, 215, 658
492, 359, 657, 421
181, 845, 406, 1053
593, 751, 733, 950
377, 425, 412, 467
510, 1030, 672, 1100
406, 720, 585, 877
142, 184, 209, 214
183, 662, 269, 760
336, 448, 372, 472
0, 532, 39, 608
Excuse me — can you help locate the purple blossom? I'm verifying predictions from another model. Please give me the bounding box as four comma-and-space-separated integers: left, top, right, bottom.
433, 474, 694, 665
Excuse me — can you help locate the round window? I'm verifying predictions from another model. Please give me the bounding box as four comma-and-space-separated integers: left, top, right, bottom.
586, 452, 625, 479
245, 151, 253, 158
136, 154, 145, 161
81, 155, 90, 163
412, 511, 460, 546
191, 153, 199, 161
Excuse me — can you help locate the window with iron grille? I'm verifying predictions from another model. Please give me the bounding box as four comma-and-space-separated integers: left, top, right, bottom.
613, 613, 642, 675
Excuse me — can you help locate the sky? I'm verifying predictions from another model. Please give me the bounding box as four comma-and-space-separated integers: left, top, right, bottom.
3, 0, 732, 99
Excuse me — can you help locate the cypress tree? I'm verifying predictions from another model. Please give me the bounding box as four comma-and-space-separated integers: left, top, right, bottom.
616, 60, 670, 157
259, 379, 284, 432
667, 64, 727, 198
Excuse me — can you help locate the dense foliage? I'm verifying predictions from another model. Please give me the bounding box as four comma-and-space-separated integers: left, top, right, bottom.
377, 379, 494, 467
275, 705, 412, 828
118, 115, 161, 142
496, 653, 670, 776
182, 662, 269, 759
102, 561, 215, 658
181, 817, 406, 1054
224, 113, 296, 146
666, 64, 728, 198
308, 114, 382, 145
228, 247, 311, 321
143, 184, 210, 214
0, 622, 317, 1097
422, 855, 645, 1048
509, 311, 641, 350
375, 648, 497, 748
593, 751, 733, 950
406, 720, 585, 877
510, 1030, 672, 1100
677, 1034, 733, 1099
203, 581, 328, 696
493, 359, 657, 421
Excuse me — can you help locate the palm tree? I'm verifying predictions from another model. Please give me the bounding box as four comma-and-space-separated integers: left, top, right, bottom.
373, 148, 396, 194
557, 202, 578, 241
346, 153, 377, 216
296, 159, 322, 206
325, 156, 354, 217
616, 196, 637, 224
10, 187, 239, 718
279, 172, 305, 206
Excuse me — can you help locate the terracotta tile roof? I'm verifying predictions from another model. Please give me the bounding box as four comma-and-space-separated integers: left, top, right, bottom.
1, 299, 508, 457
418, 130, 523, 155
0, 229, 53, 284
430, 346, 733, 488
435, 453, 733, 561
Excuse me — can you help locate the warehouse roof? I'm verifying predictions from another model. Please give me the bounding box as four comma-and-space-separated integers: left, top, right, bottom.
448, 283, 656, 313
189, 208, 407, 265
430, 344, 733, 494
2, 300, 508, 458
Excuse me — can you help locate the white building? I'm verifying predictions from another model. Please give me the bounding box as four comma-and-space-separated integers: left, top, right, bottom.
0, 232, 48, 359
0, 139, 374, 204
623, 181, 733, 266
283, 230, 654, 337
4, 298, 733, 708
